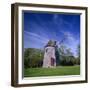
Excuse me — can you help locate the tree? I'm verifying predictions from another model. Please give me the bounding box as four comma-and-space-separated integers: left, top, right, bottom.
55, 45, 60, 66
59, 44, 75, 66
77, 44, 80, 58
59, 44, 66, 56
24, 49, 31, 68
76, 44, 80, 65
24, 48, 44, 68
66, 48, 73, 56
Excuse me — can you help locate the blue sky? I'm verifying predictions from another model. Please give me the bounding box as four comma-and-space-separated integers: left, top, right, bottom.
23, 11, 80, 56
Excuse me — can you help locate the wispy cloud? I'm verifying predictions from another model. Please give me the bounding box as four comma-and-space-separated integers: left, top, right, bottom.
24, 12, 80, 56
60, 31, 80, 56
24, 31, 49, 48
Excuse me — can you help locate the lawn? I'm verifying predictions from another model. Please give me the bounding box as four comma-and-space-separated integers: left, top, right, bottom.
24, 66, 80, 77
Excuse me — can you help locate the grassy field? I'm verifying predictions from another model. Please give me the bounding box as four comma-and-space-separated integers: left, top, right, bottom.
24, 66, 80, 77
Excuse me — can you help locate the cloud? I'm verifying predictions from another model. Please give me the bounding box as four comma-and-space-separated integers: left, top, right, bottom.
60, 31, 80, 56
24, 31, 41, 39
24, 12, 80, 56
24, 31, 49, 48
63, 31, 75, 41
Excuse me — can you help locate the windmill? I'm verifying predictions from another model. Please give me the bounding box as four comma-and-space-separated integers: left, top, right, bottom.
42, 31, 71, 68
55, 32, 70, 65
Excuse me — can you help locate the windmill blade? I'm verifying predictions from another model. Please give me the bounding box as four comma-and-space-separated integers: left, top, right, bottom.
59, 37, 66, 44
59, 31, 70, 45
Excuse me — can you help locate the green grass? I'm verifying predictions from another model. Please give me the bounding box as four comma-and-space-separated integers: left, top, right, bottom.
24, 66, 80, 77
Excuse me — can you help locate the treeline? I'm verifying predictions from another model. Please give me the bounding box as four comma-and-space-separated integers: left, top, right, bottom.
24, 48, 44, 68
56, 45, 80, 66
24, 44, 80, 68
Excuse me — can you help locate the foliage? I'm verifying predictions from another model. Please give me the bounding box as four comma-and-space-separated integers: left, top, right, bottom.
24, 48, 44, 68
76, 44, 80, 65
60, 56, 75, 66
58, 44, 76, 66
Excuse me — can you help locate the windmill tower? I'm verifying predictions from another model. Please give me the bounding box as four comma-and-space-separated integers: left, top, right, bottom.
43, 40, 56, 68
